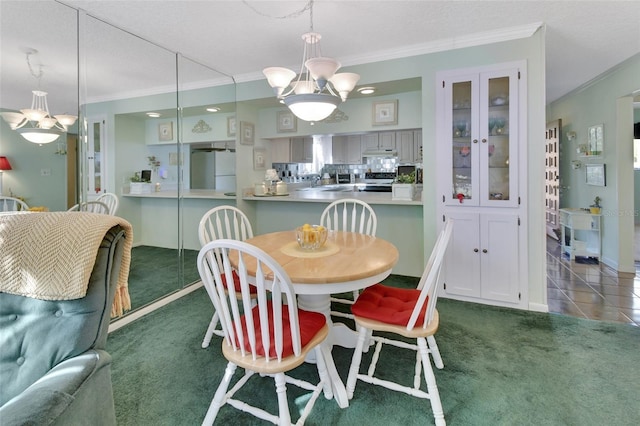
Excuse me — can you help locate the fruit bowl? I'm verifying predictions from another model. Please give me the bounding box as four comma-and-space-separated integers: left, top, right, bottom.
295, 224, 328, 250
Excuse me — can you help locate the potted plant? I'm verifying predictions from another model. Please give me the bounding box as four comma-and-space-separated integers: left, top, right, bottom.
129, 172, 153, 194
392, 171, 416, 201
590, 196, 601, 214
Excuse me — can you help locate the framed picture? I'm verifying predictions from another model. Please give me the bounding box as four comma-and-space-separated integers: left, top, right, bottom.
587, 124, 603, 155
277, 110, 297, 133
227, 116, 236, 137
253, 147, 266, 170
585, 163, 606, 186
239, 121, 254, 145
372, 100, 398, 126
168, 152, 183, 166
158, 122, 173, 141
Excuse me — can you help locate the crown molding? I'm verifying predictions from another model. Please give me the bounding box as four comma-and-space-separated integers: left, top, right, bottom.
235, 22, 543, 84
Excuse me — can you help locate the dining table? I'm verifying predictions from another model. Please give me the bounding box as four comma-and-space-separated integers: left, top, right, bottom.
236, 229, 399, 409
240, 230, 399, 348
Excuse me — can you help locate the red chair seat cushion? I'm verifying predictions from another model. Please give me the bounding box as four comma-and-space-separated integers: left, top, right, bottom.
351, 284, 427, 326
225, 270, 257, 294
236, 302, 326, 358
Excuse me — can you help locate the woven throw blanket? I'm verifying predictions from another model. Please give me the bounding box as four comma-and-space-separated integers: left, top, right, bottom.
0, 211, 133, 318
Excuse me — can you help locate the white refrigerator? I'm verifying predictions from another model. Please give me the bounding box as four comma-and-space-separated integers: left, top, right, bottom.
190, 150, 236, 191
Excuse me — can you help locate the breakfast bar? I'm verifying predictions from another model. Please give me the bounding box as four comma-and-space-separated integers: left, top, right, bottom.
123, 186, 424, 276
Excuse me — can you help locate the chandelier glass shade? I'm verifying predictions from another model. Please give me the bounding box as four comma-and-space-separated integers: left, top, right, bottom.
263, 30, 360, 122
1, 89, 77, 144
1, 50, 78, 145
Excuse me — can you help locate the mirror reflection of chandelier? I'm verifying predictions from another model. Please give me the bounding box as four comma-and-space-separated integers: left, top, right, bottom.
0, 49, 77, 144
262, 0, 360, 122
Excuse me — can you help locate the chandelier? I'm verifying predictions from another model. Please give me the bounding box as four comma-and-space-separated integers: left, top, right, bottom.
262, 0, 360, 122
0, 49, 77, 144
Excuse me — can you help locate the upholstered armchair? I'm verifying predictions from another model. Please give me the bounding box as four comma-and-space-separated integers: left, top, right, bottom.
0, 213, 132, 426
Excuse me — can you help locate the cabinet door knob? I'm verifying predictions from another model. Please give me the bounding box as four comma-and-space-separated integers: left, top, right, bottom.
481, 138, 487, 143
482, 249, 488, 253
473, 248, 479, 253
473, 139, 478, 144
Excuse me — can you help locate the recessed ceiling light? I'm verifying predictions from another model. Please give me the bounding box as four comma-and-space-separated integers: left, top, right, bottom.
146, 112, 161, 118
357, 87, 375, 95
206, 107, 220, 112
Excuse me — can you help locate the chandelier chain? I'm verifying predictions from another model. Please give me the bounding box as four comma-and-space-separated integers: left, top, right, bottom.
242, 0, 312, 20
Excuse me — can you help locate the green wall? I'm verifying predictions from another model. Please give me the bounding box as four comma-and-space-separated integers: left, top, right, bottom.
0, 118, 68, 211
547, 53, 640, 273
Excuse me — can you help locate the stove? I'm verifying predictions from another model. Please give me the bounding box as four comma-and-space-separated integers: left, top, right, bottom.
361, 172, 396, 192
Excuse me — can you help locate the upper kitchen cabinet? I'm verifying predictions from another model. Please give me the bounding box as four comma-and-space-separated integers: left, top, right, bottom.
332, 135, 363, 164
361, 132, 396, 153
290, 136, 313, 163
396, 130, 423, 164
271, 138, 291, 163
437, 63, 522, 208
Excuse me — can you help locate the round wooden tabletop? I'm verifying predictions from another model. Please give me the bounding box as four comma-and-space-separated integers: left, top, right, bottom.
243, 230, 399, 294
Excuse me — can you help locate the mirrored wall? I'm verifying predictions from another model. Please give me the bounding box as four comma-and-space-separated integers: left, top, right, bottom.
0, 2, 236, 318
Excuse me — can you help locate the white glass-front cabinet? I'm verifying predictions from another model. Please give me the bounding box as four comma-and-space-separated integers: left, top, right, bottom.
436, 61, 527, 308
441, 67, 519, 207
85, 116, 107, 200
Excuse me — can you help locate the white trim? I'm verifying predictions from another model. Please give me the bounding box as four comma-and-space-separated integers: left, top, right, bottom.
108, 281, 203, 333
220, 22, 542, 85
528, 302, 549, 313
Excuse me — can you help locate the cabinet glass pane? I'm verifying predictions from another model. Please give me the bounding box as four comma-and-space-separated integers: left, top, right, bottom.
487, 76, 509, 201
452, 81, 472, 200
92, 122, 101, 194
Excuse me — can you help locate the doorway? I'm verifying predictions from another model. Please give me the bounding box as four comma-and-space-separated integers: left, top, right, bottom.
545, 120, 561, 240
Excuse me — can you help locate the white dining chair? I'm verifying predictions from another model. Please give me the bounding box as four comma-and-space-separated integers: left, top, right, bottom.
96, 192, 119, 215
197, 239, 339, 426
320, 198, 377, 318
68, 200, 110, 215
198, 206, 255, 348
345, 219, 454, 426
0, 196, 29, 212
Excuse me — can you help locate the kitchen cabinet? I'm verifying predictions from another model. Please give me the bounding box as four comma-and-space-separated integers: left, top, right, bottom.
436, 61, 527, 309
396, 130, 422, 164
271, 138, 290, 163
360, 133, 379, 151
332, 135, 363, 164
559, 208, 601, 261
361, 132, 396, 151
442, 211, 520, 304
290, 137, 313, 163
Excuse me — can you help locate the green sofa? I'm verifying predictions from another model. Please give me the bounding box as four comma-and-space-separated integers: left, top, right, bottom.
0, 225, 127, 425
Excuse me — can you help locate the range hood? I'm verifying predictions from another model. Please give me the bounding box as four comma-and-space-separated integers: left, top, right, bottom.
191, 141, 235, 153
362, 149, 397, 157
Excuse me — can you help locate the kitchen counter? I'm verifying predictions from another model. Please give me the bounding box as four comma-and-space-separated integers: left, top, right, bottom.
243, 185, 423, 206
122, 189, 235, 199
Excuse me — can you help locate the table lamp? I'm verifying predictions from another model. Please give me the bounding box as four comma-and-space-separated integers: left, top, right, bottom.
0, 156, 12, 195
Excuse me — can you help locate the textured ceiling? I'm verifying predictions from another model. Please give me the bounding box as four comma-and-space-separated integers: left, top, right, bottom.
1, 0, 639, 114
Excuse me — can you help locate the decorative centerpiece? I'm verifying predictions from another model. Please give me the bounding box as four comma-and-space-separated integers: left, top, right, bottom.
296, 224, 328, 250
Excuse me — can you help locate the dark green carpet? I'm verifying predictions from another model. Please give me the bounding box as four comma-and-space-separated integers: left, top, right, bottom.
108, 276, 640, 425
126, 246, 199, 310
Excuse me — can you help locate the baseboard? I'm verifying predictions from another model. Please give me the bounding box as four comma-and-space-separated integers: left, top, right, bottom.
108, 281, 203, 333
528, 302, 549, 313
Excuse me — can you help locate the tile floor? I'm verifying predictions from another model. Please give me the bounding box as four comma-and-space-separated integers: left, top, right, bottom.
546, 236, 640, 326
